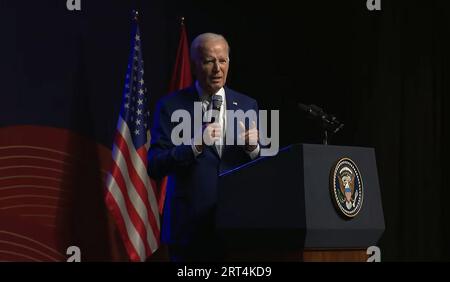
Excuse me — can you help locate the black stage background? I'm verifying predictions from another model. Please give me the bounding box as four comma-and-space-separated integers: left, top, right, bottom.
0, 0, 449, 261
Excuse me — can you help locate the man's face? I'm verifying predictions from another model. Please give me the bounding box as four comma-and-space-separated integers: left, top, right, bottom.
193, 39, 229, 95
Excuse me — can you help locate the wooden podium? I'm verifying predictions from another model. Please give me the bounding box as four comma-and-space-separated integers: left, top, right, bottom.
216, 144, 385, 262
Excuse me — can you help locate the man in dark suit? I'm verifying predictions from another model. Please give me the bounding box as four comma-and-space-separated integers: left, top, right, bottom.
148, 33, 260, 261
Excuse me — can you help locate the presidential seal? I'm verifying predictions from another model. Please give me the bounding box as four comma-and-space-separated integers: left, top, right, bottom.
330, 158, 363, 218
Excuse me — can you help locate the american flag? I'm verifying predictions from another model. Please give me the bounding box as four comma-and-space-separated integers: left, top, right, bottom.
105, 19, 160, 262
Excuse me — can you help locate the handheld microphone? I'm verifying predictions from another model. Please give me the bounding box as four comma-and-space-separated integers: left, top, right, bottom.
211, 94, 223, 123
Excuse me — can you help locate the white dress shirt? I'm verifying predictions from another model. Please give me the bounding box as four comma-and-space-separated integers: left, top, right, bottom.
192, 81, 260, 159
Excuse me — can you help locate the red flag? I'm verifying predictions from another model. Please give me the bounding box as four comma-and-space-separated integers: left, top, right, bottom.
157, 19, 193, 214
105, 12, 160, 262
169, 20, 193, 93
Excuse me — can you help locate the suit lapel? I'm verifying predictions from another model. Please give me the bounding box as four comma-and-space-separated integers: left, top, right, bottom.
225, 87, 239, 112
185, 85, 200, 118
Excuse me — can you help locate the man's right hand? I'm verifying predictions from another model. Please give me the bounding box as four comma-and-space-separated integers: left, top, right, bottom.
194, 122, 222, 152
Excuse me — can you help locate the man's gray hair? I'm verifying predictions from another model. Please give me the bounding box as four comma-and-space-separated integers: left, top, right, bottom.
190, 33, 230, 61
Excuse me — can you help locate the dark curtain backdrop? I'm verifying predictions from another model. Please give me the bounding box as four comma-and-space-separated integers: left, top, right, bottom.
0, 0, 449, 261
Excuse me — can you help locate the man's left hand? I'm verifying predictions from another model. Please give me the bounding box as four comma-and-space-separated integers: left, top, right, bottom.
239, 121, 259, 152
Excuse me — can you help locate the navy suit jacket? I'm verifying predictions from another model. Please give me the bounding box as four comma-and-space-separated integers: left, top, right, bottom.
148, 85, 259, 245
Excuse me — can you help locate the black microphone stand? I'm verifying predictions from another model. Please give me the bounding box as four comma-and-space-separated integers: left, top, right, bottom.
299, 103, 344, 145
319, 113, 344, 145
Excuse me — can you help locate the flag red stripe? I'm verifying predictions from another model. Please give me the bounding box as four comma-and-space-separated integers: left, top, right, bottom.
136, 146, 158, 199
105, 191, 141, 262
109, 160, 152, 256
114, 131, 160, 244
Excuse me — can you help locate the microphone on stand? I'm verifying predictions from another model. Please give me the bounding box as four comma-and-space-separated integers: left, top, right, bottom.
298, 102, 344, 144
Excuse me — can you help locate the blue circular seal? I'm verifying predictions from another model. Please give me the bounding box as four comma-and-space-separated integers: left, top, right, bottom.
330, 158, 364, 218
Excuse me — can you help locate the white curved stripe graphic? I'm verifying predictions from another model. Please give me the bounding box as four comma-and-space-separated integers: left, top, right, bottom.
0, 185, 62, 192
0, 165, 65, 174
0, 250, 40, 262
109, 143, 158, 252
117, 117, 160, 230
21, 214, 56, 218
0, 195, 60, 201
106, 175, 146, 261
0, 204, 57, 210
0, 239, 59, 261
0, 155, 68, 164
0, 146, 71, 156
0, 150, 109, 175
0, 166, 105, 181
0, 175, 61, 182
0, 231, 64, 258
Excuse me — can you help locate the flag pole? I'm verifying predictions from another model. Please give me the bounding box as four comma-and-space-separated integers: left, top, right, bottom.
133, 9, 139, 21
157, 16, 193, 215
